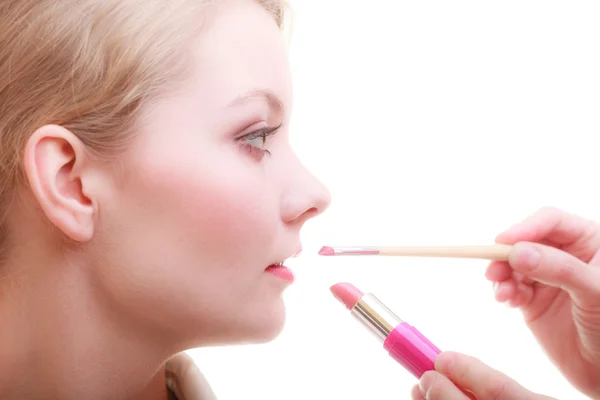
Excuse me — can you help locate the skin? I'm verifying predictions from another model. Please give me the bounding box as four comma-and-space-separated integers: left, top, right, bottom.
411, 352, 556, 400
412, 207, 600, 399
0, 1, 330, 399
487, 207, 600, 398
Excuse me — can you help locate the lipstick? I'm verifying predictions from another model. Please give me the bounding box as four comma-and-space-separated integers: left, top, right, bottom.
330, 282, 441, 379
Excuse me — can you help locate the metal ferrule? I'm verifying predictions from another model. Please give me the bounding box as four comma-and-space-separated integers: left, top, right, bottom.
351, 293, 403, 341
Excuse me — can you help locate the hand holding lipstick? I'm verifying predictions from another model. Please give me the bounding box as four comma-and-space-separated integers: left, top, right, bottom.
485, 207, 600, 399
411, 351, 556, 400
327, 206, 600, 399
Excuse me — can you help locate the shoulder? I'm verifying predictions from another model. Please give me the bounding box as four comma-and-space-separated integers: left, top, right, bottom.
166, 352, 217, 400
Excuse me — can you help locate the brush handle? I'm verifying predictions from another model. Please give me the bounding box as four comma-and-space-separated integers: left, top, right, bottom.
377, 244, 512, 261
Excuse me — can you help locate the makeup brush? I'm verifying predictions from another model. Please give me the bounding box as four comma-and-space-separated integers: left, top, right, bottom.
318, 244, 512, 261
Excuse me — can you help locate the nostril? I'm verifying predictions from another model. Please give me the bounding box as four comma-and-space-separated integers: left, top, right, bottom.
304, 207, 320, 219
287, 207, 320, 226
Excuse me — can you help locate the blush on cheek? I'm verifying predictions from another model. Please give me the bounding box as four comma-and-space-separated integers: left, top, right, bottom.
193, 193, 266, 250
95, 125, 286, 339
133, 150, 280, 266
93, 153, 283, 336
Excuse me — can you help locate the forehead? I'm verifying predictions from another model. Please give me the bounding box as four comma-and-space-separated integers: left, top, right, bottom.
188, 2, 292, 111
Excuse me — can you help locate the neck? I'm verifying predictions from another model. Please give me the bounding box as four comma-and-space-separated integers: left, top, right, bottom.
0, 249, 172, 400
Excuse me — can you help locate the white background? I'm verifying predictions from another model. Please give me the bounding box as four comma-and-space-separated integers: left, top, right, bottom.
190, 1, 600, 398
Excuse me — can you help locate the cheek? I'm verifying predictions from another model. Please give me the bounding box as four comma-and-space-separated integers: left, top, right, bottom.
138, 151, 280, 266
94, 153, 276, 327
182, 174, 275, 255
90, 130, 285, 342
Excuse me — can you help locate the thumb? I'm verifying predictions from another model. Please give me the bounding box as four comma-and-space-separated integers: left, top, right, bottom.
509, 242, 600, 299
435, 352, 554, 400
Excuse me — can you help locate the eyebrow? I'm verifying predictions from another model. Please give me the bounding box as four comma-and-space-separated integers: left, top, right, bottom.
227, 89, 284, 114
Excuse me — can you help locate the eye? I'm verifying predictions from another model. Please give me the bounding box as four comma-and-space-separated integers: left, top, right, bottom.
238, 122, 282, 161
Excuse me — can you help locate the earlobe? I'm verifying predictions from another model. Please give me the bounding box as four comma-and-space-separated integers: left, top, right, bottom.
23, 124, 96, 242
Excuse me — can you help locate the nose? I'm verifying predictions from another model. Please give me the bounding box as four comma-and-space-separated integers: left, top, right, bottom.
280, 157, 331, 226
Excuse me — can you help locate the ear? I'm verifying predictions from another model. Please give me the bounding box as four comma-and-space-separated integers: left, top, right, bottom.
23, 124, 96, 242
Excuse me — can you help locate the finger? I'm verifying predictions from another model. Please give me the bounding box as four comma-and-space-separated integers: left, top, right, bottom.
485, 261, 512, 281
418, 371, 470, 400
493, 279, 535, 308
513, 271, 535, 285
486, 262, 536, 287
435, 351, 534, 400
509, 242, 600, 299
506, 282, 534, 308
411, 384, 425, 400
497, 207, 593, 246
494, 279, 516, 302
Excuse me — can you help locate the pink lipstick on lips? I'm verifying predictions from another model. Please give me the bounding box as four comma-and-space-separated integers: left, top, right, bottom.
264, 264, 295, 282
264, 247, 303, 283
330, 282, 441, 379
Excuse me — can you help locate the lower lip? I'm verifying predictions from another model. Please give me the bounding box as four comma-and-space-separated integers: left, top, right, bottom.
265, 264, 295, 283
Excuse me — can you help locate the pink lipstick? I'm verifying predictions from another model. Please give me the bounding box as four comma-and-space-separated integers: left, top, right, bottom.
264, 247, 302, 283
330, 282, 441, 379
265, 264, 294, 282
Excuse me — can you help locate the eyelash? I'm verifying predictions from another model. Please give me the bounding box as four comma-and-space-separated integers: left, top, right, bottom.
238, 122, 283, 158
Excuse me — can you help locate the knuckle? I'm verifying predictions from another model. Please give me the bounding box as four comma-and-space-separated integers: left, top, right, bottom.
536, 206, 563, 223
441, 352, 478, 386
551, 250, 594, 291
425, 383, 445, 400
410, 384, 423, 400
553, 257, 576, 281
537, 205, 560, 216
420, 370, 437, 386
453, 356, 474, 383
454, 364, 470, 385
482, 377, 509, 400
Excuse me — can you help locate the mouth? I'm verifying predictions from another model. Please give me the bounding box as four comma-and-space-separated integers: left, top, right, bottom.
264, 247, 301, 283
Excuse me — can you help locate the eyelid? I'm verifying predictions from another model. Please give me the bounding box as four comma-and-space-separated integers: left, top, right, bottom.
240, 122, 283, 140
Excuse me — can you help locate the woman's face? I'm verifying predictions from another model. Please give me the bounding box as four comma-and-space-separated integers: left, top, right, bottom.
91, 1, 330, 346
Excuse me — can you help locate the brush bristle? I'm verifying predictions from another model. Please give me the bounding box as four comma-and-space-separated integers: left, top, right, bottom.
318, 246, 335, 256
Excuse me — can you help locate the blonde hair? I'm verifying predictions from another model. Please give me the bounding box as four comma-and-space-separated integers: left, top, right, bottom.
0, 0, 287, 261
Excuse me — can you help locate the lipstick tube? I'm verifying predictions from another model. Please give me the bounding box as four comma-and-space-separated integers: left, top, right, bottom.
348, 292, 441, 378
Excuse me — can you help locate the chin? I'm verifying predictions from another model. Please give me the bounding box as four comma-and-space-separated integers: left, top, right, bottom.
238, 298, 287, 345
187, 297, 287, 348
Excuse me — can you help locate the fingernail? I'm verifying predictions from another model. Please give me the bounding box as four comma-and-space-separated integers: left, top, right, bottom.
512, 244, 541, 271
418, 378, 427, 395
